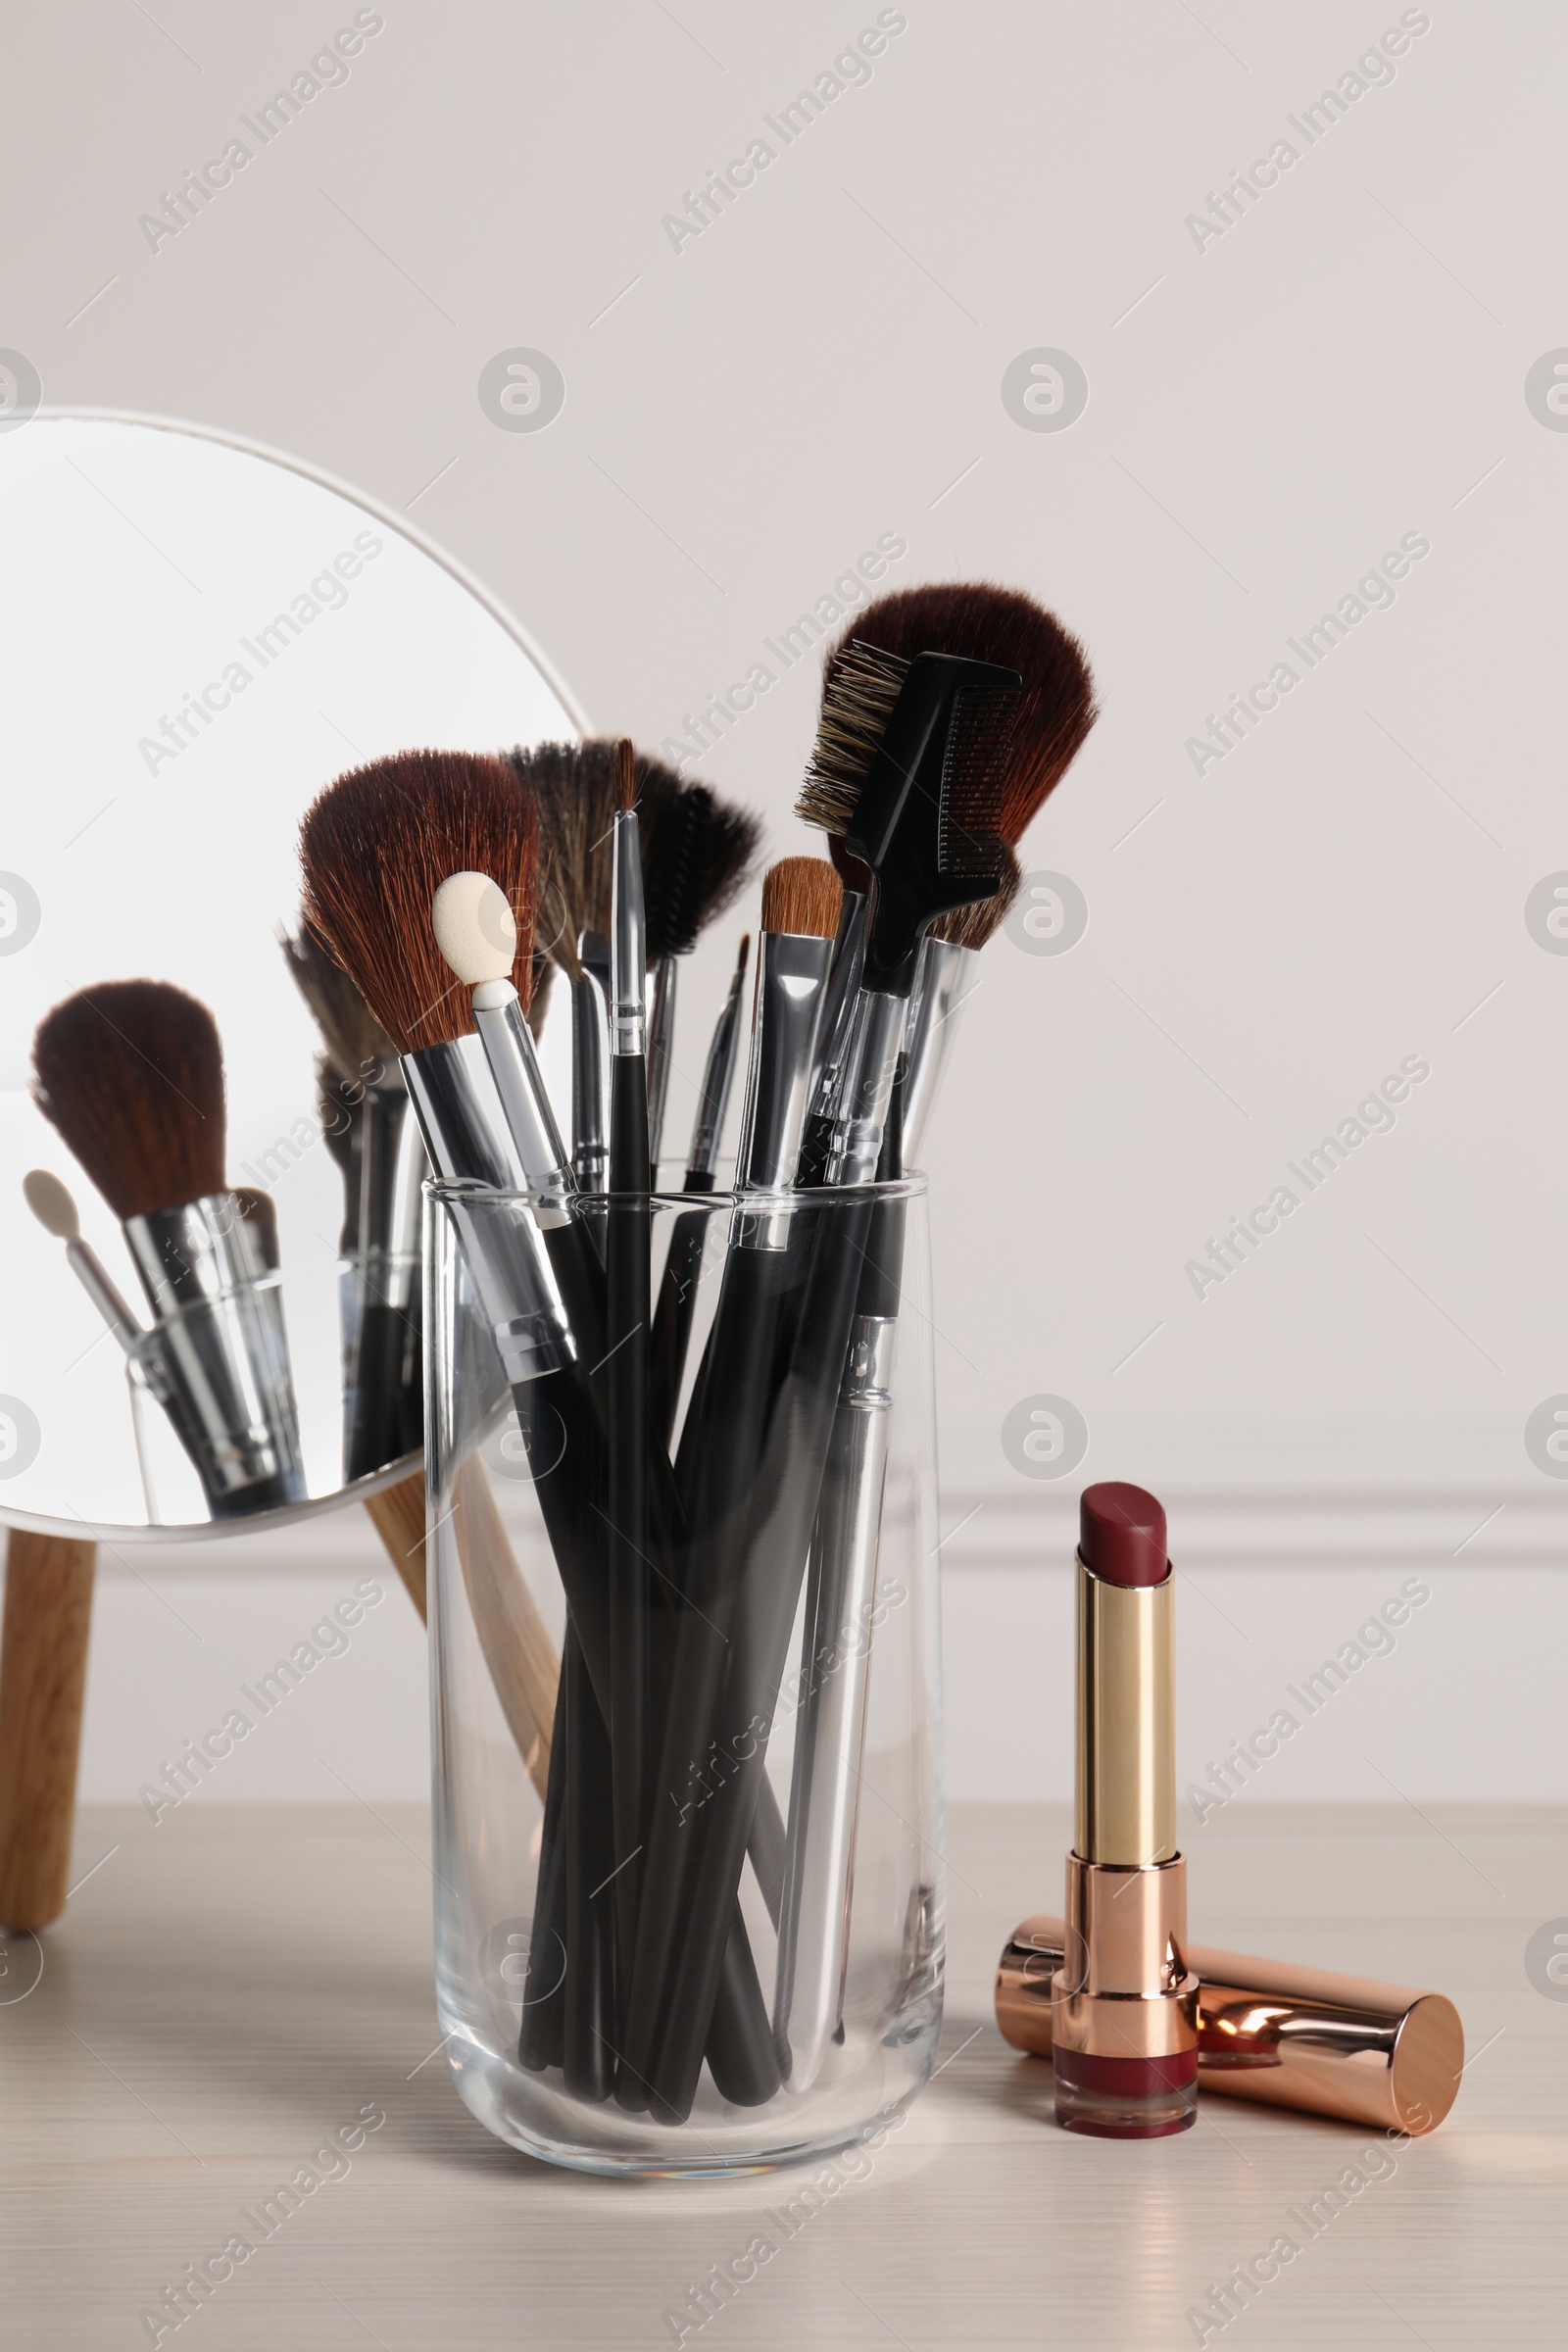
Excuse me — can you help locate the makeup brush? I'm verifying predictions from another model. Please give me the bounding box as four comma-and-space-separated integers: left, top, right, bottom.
22, 1170, 141, 1353
640, 778, 760, 1168
606, 737, 653, 2037
796, 584, 1095, 1183
624, 857, 846, 2122
32, 981, 305, 1519
634, 648, 1035, 2115
281, 921, 424, 1487
33, 981, 225, 1219
300, 756, 600, 1751
418, 819, 776, 2102
510, 741, 686, 1192
648, 931, 749, 1446
777, 588, 1097, 2082
901, 852, 1022, 1168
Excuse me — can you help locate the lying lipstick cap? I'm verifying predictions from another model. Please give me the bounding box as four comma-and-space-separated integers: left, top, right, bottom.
998, 1916, 1463, 2135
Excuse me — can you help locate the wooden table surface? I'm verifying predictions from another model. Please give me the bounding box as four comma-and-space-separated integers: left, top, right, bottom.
1, 1799, 1561, 2348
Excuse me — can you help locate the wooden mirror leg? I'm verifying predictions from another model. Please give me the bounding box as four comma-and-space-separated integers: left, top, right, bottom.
362, 1468, 428, 1622
0, 1528, 98, 1932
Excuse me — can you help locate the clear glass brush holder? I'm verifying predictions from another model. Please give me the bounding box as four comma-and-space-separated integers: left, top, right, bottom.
424, 1175, 944, 2176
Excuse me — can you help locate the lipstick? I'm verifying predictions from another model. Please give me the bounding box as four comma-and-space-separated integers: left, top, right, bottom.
998, 1919, 1463, 2135
1052, 1481, 1200, 2138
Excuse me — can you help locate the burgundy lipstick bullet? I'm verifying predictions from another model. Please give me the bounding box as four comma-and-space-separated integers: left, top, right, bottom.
1051, 1482, 1200, 2138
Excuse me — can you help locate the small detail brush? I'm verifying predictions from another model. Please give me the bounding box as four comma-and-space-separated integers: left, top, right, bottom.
607, 736, 653, 2077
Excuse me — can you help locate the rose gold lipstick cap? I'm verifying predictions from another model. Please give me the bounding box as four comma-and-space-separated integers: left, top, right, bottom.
998, 1915, 1463, 2135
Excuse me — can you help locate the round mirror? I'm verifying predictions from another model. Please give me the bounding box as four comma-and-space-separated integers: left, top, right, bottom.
0, 414, 581, 1540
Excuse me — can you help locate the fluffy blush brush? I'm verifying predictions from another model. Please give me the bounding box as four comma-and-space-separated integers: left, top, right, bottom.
32, 980, 225, 1221
31, 977, 305, 1521
802, 584, 1097, 1170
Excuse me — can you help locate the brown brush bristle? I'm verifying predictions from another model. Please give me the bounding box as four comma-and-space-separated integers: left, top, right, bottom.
760, 858, 843, 941
32, 981, 226, 1221
280, 920, 396, 1090
615, 737, 636, 813
510, 739, 689, 976
820, 584, 1098, 843
735, 932, 751, 976
797, 640, 909, 839
928, 847, 1022, 949
299, 751, 539, 1056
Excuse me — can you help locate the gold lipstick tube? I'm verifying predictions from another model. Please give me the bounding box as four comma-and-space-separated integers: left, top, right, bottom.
999, 1917, 1463, 2136
1052, 1518, 1200, 2138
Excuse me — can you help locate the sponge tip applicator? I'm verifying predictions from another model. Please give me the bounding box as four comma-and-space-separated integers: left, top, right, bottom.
431, 871, 517, 999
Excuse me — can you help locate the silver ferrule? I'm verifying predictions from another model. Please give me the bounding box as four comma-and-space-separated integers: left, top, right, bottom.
823, 990, 906, 1188
808, 890, 869, 1121
734, 931, 834, 1248
687, 955, 748, 1180
125, 1195, 275, 1319
66, 1238, 141, 1352
470, 982, 573, 1226
901, 937, 981, 1170
403, 1036, 572, 1386
572, 944, 610, 1191
646, 956, 675, 1168
611, 808, 646, 1057
122, 1196, 305, 1514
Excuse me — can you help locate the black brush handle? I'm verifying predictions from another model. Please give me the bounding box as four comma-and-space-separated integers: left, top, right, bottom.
608, 1051, 652, 2065
648, 1172, 715, 1447
345, 1296, 422, 1482
563, 1633, 616, 2103
517, 1657, 570, 2074
625, 1200, 870, 2121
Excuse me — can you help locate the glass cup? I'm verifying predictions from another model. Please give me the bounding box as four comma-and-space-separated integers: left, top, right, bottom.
424, 1175, 944, 2176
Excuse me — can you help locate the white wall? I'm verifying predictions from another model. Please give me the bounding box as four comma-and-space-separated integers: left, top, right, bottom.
8, 0, 1567, 1803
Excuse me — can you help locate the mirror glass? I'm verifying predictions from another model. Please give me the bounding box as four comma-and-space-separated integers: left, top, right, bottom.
0, 415, 578, 1539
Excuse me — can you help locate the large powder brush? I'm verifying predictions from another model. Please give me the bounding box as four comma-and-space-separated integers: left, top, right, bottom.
811, 581, 1098, 849
300, 749, 539, 1052
31, 980, 226, 1220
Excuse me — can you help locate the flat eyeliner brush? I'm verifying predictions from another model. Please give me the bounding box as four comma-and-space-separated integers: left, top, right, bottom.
608, 737, 652, 2069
